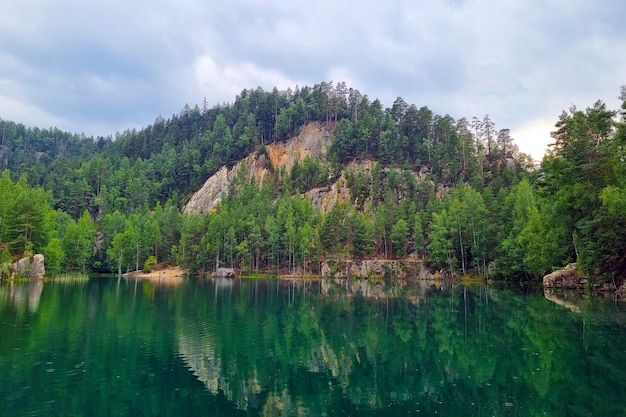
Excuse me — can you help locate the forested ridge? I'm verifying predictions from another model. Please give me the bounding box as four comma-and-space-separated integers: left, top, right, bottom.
1, 82, 625, 285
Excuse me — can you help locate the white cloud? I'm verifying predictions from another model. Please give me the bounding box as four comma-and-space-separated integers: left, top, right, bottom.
191, 55, 303, 104
0, 0, 624, 159
511, 118, 556, 162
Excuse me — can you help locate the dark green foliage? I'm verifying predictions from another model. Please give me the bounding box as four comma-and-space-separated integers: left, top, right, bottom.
533, 99, 622, 283
0, 171, 55, 257
4, 83, 626, 281
391, 218, 409, 259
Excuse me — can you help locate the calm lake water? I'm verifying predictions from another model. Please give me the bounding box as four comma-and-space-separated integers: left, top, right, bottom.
1, 277, 625, 416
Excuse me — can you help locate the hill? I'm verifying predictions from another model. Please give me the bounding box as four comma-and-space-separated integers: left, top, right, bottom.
2, 83, 626, 285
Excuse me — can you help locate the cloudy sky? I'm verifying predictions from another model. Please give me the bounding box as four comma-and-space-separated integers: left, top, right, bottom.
1, 0, 624, 160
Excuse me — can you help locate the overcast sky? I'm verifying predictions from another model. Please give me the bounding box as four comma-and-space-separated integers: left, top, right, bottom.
1, 0, 624, 160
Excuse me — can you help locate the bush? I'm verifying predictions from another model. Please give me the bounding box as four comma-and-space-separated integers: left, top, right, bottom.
143, 255, 157, 273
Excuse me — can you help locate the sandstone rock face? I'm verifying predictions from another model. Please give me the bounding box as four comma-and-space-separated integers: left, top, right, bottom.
264, 123, 329, 172
185, 122, 330, 215
306, 174, 351, 214
31, 254, 45, 278
13, 254, 46, 279
184, 154, 273, 215
543, 264, 583, 289
321, 259, 423, 279
184, 165, 236, 215
184, 122, 434, 217
212, 267, 236, 278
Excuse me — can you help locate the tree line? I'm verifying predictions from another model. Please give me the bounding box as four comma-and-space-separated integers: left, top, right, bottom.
1, 83, 625, 284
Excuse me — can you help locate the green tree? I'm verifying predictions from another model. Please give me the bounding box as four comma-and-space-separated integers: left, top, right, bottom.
235, 239, 251, 272
413, 212, 424, 256
107, 233, 125, 275
62, 211, 95, 273
351, 212, 373, 261
446, 184, 489, 274
265, 216, 280, 275
143, 215, 163, 263
299, 222, 314, 273
497, 179, 539, 279
538, 99, 618, 280
43, 238, 64, 276
391, 218, 409, 259
249, 223, 263, 272
427, 209, 455, 271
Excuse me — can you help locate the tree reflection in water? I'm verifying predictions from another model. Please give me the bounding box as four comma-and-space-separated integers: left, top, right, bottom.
1, 277, 625, 417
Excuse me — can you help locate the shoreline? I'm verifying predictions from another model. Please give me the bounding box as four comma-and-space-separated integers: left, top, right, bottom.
122, 266, 187, 279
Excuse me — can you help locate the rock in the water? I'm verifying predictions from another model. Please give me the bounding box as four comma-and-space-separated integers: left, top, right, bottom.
543, 263, 583, 289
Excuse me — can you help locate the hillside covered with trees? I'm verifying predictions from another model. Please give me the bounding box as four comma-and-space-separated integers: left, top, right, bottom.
1, 82, 625, 286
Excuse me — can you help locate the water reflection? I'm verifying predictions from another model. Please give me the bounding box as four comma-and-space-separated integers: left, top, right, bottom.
543, 287, 583, 313
1, 277, 626, 417
0, 280, 44, 312
175, 278, 626, 416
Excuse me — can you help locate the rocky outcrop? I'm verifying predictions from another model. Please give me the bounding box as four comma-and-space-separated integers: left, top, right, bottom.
265, 122, 329, 172
184, 122, 435, 217
543, 263, 584, 289
212, 267, 236, 278
184, 122, 330, 215
306, 172, 351, 214
321, 259, 427, 279
184, 154, 271, 214
12, 254, 46, 279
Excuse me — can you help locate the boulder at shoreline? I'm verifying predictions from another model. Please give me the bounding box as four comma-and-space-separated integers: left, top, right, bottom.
543, 264, 584, 289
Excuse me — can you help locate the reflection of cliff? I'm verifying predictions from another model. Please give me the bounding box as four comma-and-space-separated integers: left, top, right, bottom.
178, 319, 331, 413
319, 277, 447, 303
177, 321, 264, 411
175, 279, 550, 415
176, 299, 346, 413
175, 279, 430, 414
543, 287, 582, 313
178, 332, 222, 394
0, 281, 44, 312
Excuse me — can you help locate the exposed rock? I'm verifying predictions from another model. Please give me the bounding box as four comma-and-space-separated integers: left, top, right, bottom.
184, 122, 329, 215
32, 254, 45, 278
185, 165, 236, 214
543, 263, 584, 289
321, 259, 423, 279
212, 267, 236, 278
505, 157, 517, 169
264, 122, 329, 172
13, 254, 46, 279
184, 122, 437, 217
184, 153, 273, 215
306, 173, 351, 214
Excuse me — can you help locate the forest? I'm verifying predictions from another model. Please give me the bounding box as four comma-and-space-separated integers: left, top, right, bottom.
1, 82, 625, 285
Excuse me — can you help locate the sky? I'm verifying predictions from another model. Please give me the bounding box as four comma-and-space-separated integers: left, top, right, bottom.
1, 0, 625, 161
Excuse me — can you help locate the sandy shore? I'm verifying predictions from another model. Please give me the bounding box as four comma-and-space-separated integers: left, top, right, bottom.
124, 267, 188, 285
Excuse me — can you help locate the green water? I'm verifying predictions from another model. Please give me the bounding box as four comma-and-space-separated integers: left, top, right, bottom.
1, 277, 625, 416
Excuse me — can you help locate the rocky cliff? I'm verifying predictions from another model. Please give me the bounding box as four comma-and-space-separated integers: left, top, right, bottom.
184, 122, 430, 217
184, 153, 272, 214
185, 122, 336, 214
11, 254, 46, 279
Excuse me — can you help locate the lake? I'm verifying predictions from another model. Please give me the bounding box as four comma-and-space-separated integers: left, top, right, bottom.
1, 277, 625, 416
